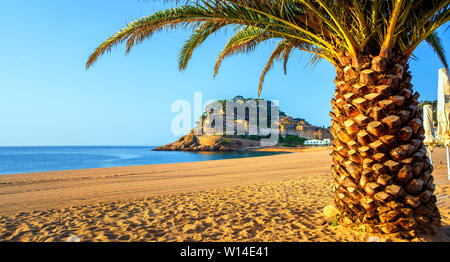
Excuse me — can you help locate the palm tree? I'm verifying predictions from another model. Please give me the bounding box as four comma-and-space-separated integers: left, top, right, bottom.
87, 0, 449, 239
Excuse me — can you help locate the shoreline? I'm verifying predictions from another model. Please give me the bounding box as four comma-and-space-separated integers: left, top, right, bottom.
0, 146, 296, 176
0, 147, 448, 242
0, 147, 330, 216
0, 146, 322, 177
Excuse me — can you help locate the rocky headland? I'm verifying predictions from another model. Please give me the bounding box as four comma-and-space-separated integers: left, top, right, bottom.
154, 96, 331, 152
153, 132, 260, 152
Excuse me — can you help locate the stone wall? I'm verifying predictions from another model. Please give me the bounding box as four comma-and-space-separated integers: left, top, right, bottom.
196, 135, 223, 147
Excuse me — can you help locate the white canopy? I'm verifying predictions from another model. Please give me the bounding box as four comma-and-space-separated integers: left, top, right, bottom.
436, 68, 450, 146
423, 104, 435, 147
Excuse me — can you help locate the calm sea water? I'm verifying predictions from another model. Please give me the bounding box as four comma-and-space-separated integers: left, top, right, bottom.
0, 146, 283, 175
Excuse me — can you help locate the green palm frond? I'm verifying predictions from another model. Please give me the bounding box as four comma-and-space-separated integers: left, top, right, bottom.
87, 0, 450, 93
214, 26, 275, 77
258, 39, 294, 98
379, 0, 404, 57
314, 0, 359, 57
403, 1, 450, 59
86, 6, 202, 68
179, 22, 224, 70
425, 31, 448, 69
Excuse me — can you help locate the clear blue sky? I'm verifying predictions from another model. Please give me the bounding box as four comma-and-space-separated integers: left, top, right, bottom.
1, 0, 449, 146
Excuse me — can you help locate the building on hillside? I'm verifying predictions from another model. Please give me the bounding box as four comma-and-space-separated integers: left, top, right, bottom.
279, 116, 332, 140
304, 139, 331, 146
195, 97, 332, 141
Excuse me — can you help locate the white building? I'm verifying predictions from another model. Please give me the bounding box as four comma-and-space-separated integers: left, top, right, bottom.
304, 139, 331, 146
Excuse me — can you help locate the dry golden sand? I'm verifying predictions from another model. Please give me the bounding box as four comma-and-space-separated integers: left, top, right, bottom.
0, 147, 448, 242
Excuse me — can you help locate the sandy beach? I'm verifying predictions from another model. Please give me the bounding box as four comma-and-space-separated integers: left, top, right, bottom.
0, 147, 448, 242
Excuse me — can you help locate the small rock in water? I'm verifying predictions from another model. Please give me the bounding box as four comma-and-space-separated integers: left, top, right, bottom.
66, 236, 81, 242
366, 236, 380, 242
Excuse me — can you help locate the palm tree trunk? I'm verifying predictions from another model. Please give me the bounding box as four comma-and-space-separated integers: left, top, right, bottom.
330, 54, 441, 239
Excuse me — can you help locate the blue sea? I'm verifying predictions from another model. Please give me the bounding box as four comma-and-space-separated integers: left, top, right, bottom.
0, 146, 282, 175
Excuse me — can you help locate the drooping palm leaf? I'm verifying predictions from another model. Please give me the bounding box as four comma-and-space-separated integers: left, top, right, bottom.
87, 0, 450, 93
258, 39, 295, 97
213, 26, 275, 77
425, 31, 448, 69
179, 22, 225, 70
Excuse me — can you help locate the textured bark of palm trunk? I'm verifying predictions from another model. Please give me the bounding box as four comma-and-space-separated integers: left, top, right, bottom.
330, 54, 441, 239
